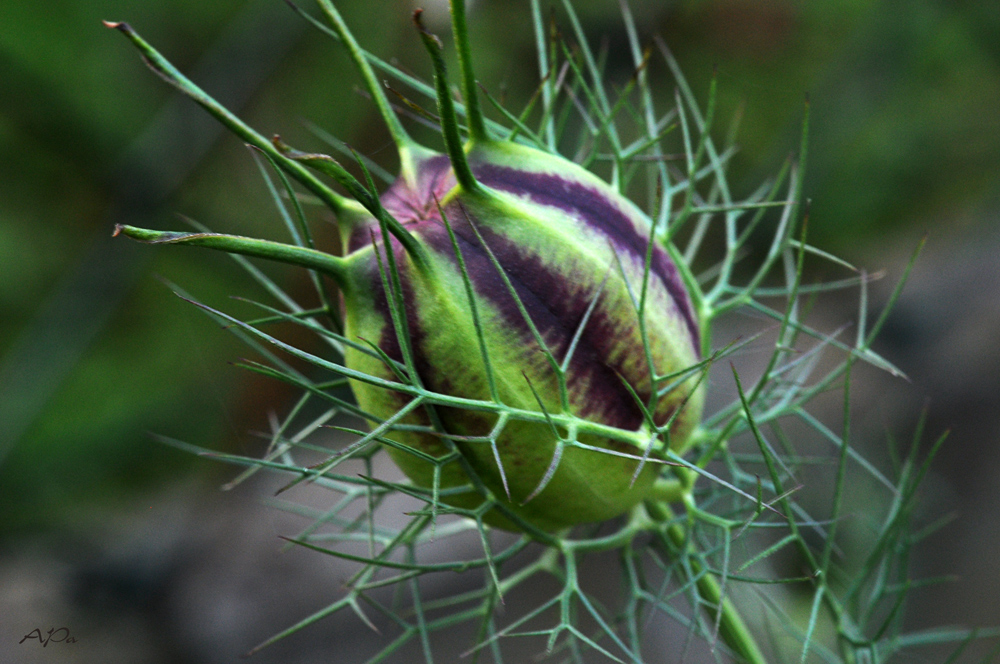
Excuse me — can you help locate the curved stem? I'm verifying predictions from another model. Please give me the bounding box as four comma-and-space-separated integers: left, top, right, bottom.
114, 224, 350, 287
413, 10, 482, 195
529, 0, 556, 149
105, 21, 351, 215
273, 139, 428, 264
448, 0, 487, 142
108, 19, 429, 266
314, 0, 429, 176
647, 479, 686, 504
645, 500, 768, 664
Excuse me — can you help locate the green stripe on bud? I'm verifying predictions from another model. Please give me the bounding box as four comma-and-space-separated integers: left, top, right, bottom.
110, 1, 705, 533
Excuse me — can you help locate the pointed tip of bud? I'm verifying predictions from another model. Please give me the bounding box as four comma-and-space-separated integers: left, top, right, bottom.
112, 223, 124, 237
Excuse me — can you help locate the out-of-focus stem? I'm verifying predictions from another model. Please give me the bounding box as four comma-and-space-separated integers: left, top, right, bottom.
645, 500, 768, 664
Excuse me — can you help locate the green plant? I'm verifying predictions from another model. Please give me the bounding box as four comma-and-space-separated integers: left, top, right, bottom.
107, 1, 1000, 662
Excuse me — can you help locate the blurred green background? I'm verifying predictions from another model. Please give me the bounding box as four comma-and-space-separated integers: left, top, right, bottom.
2, 0, 999, 661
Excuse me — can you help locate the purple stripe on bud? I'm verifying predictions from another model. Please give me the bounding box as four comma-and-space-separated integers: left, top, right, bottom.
423, 215, 650, 431
347, 155, 457, 254
471, 163, 700, 350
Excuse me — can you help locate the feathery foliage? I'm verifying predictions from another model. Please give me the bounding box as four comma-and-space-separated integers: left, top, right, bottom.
108, 2, 998, 662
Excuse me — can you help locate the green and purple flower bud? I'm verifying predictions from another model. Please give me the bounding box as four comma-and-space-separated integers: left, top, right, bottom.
338, 140, 704, 532
109, 1, 705, 533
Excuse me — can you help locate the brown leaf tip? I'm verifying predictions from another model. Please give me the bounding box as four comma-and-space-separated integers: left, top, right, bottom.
102, 20, 131, 33
412, 9, 443, 48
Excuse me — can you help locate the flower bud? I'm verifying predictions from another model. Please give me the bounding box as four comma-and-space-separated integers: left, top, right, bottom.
110, 1, 705, 533
341, 143, 704, 532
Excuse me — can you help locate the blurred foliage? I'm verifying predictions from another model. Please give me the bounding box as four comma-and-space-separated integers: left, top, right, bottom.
1, 0, 998, 537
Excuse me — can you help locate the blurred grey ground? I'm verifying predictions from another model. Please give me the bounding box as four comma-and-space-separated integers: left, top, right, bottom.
2, 0, 999, 661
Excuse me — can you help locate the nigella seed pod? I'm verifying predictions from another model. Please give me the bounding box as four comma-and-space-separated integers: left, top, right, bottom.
109, 1, 705, 533
340, 148, 704, 533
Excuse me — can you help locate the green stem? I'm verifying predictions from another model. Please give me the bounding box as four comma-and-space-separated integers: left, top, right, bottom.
645, 500, 768, 664
107, 19, 431, 266
413, 10, 482, 196
273, 139, 428, 264
104, 20, 350, 215
448, 0, 487, 142
647, 479, 686, 504
113, 224, 350, 287
314, 0, 435, 184
529, 0, 556, 150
